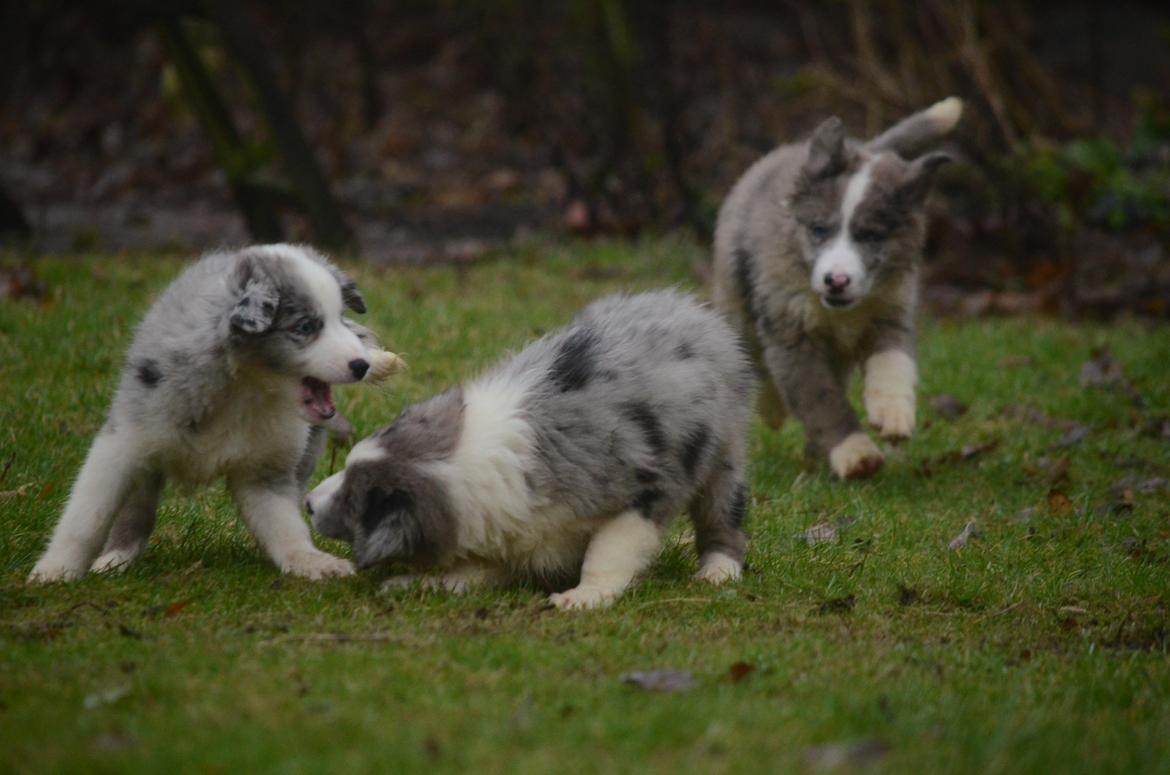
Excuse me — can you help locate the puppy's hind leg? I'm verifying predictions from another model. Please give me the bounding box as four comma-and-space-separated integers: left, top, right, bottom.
91, 471, 165, 573
757, 378, 788, 430
29, 427, 145, 582
294, 425, 328, 492
548, 511, 663, 611
690, 457, 749, 585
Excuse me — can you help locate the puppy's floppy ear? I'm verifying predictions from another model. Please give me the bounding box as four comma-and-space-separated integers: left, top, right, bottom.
894, 151, 952, 206
803, 116, 847, 179
354, 486, 421, 568
330, 266, 366, 314
230, 255, 280, 335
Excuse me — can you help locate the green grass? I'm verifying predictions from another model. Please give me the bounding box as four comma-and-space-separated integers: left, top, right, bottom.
1, 237, 1168, 774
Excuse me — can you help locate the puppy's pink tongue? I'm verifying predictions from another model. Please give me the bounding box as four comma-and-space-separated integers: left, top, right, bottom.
301, 378, 336, 422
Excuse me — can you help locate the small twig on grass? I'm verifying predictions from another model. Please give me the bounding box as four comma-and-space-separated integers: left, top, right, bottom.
260, 632, 402, 646
974, 600, 1024, 621
918, 601, 1023, 620
627, 597, 719, 612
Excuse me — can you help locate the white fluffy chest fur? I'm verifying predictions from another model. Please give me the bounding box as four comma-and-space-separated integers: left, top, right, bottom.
141, 375, 308, 484
422, 374, 593, 575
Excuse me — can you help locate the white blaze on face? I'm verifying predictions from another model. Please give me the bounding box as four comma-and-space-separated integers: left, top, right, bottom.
305, 436, 385, 520
285, 248, 369, 383
811, 160, 875, 306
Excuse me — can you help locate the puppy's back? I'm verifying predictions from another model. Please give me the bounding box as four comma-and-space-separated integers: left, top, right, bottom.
509, 291, 755, 521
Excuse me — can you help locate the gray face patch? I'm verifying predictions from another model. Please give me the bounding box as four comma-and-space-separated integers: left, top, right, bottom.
227, 250, 345, 378
310, 389, 465, 568
229, 259, 281, 335
790, 142, 950, 305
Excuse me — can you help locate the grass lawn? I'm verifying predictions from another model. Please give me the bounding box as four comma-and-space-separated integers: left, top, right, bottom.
1, 237, 1169, 774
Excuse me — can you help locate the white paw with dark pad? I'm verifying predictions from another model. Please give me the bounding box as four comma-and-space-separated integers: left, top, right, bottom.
280, 550, 354, 579
548, 585, 615, 610
91, 549, 140, 574
696, 552, 742, 584
829, 433, 885, 479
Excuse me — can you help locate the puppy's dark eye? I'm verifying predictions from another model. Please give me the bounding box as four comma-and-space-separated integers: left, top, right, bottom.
854, 228, 888, 243
807, 224, 831, 243
293, 317, 319, 337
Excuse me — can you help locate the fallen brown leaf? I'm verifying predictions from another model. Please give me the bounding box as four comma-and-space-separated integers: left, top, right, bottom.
1047, 490, 1074, 516
164, 601, 189, 619
728, 661, 755, 683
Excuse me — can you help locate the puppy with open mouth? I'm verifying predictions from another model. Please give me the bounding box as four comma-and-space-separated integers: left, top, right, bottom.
304, 290, 756, 610
713, 98, 962, 478
29, 244, 402, 582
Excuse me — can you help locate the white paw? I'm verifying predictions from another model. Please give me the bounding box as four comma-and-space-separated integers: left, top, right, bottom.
379, 574, 423, 593
91, 548, 140, 574
829, 432, 884, 479
696, 552, 742, 585
865, 392, 915, 440
435, 574, 477, 594
280, 550, 354, 580
28, 555, 86, 584
548, 585, 616, 610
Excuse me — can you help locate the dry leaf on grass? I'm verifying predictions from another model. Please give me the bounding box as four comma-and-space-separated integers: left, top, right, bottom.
818, 595, 856, 615
930, 393, 968, 420
83, 685, 131, 710
1050, 424, 1091, 449
620, 669, 697, 693
801, 523, 838, 545
1080, 349, 1144, 405
1047, 490, 1074, 516
804, 738, 890, 770
728, 661, 755, 683
948, 520, 979, 550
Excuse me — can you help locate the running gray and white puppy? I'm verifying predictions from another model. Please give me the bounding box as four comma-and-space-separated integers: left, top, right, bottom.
713, 97, 962, 479
305, 290, 755, 610
29, 244, 385, 582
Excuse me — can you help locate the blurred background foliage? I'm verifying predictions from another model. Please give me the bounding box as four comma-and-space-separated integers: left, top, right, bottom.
1, 0, 1168, 317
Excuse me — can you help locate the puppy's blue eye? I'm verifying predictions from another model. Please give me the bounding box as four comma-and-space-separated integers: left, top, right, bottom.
295, 318, 318, 336
808, 225, 830, 243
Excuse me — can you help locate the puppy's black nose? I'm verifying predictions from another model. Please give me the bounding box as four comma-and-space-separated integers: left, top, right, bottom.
823, 272, 851, 294
349, 359, 370, 380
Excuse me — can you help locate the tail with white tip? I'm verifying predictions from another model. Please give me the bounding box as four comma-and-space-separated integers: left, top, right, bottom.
867, 97, 963, 157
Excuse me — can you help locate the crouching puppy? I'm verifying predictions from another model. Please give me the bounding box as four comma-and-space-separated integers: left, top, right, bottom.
305, 291, 756, 610
29, 244, 395, 582
713, 97, 963, 478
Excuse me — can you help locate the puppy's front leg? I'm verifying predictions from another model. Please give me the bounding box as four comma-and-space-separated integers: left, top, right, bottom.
29, 428, 145, 582
763, 339, 883, 479
228, 474, 353, 579
549, 511, 663, 611
864, 349, 917, 440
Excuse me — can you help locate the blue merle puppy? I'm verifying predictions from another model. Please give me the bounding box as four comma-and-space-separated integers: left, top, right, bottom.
305, 290, 756, 609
